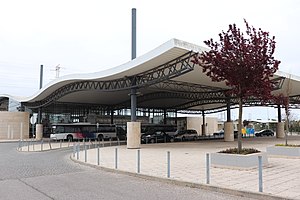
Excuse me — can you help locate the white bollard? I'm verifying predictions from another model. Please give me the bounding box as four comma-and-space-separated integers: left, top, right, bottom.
115, 148, 118, 169
206, 153, 210, 184
137, 149, 140, 173
258, 156, 263, 192
97, 146, 100, 165
167, 151, 170, 178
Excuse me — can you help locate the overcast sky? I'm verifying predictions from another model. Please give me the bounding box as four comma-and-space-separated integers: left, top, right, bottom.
0, 0, 299, 120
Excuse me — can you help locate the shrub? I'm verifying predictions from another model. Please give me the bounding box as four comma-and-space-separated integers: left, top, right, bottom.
219, 148, 260, 155
275, 144, 300, 147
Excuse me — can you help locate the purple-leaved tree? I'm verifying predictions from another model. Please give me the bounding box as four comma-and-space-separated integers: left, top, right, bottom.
193, 19, 281, 153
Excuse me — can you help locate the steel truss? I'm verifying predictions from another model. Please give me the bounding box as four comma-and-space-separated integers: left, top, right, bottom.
175, 76, 286, 111
272, 77, 285, 90
149, 80, 225, 93
289, 95, 300, 105
24, 51, 197, 109
138, 91, 227, 110
101, 77, 286, 111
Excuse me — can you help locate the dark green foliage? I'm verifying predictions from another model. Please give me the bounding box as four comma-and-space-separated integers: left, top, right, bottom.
219, 148, 260, 155
275, 144, 300, 147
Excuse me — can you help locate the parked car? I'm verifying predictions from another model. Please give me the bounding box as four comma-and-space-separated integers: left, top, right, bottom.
141, 131, 170, 143
172, 129, 198, 141
255, 129, 275, 137
213, 130, 224, 137
213, 130, 239, 138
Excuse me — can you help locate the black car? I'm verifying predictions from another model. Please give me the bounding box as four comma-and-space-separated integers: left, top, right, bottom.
141, 131, 170, 144
255, 129, 275, 137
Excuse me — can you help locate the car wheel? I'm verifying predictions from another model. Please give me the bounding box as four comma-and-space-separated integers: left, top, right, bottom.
98, 135, 103, 141
193, 136, 197, 141
150, 138, 155, 143
170, 137, 175, 142
182, 137, 185, 141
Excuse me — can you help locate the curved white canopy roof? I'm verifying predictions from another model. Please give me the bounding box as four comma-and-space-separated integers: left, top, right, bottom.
2, 38, 300, 112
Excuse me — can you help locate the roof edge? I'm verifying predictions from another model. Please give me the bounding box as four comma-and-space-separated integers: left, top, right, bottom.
21, 38, 207, 102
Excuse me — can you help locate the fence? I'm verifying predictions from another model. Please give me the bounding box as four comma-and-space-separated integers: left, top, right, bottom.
18, 138, 126, 152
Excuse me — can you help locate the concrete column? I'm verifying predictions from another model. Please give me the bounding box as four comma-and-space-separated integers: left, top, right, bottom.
36, 124, 43, 140
127, 122, 141, 149
276, 122, 284, 138
224, 121, 234, 141
202, 111, 206, 136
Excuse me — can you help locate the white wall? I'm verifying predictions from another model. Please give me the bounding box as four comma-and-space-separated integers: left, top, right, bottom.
186, 117, 218, 135
0, 111, 29, 139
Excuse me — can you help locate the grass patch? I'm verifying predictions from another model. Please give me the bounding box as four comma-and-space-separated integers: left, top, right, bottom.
275, 144, 300, 147
219, 148, 260, 155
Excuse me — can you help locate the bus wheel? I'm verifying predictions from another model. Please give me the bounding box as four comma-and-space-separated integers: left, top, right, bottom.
67, 135, 73, 142
98, 135, 103, 141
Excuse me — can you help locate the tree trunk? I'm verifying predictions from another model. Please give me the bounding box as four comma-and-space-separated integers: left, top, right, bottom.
238, 97, 243, 153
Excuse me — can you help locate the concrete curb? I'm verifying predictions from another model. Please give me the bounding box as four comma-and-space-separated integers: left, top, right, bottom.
0, 140, 20, 143
70, 155, 292, 200
17, 145, 75, 153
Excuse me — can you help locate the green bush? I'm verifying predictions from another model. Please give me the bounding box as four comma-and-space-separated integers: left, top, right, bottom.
219, 148, 260, 155
275, 144, 300, 147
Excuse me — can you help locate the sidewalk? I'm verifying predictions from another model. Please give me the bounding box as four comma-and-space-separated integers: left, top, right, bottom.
73, 137, 300, 200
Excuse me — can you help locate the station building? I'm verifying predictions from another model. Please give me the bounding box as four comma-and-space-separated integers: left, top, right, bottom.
1, 38, 300, 144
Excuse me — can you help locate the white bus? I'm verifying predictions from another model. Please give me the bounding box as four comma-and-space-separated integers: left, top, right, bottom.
50, 123, 126, 141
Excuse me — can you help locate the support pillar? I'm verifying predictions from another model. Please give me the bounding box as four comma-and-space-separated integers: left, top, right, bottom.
163, 109, 167, 124
36, 64, 44, 140
127, 122, 141, 149
276, 105, 284, 138
36, 124, 43, 140
37, 108, 42, 124
110, 110, 114, 124
224, 122, 234, 141
224, 98, 234, 141
276, 122, 285, 138
201, 111, 206, 136
278, 104, 282, 123
130, 88, 137, 121
127, 8, 139, 149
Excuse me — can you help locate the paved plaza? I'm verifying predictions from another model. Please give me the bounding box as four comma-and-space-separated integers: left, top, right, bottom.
17, 136, 300, 199
71, 137, 300, 200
